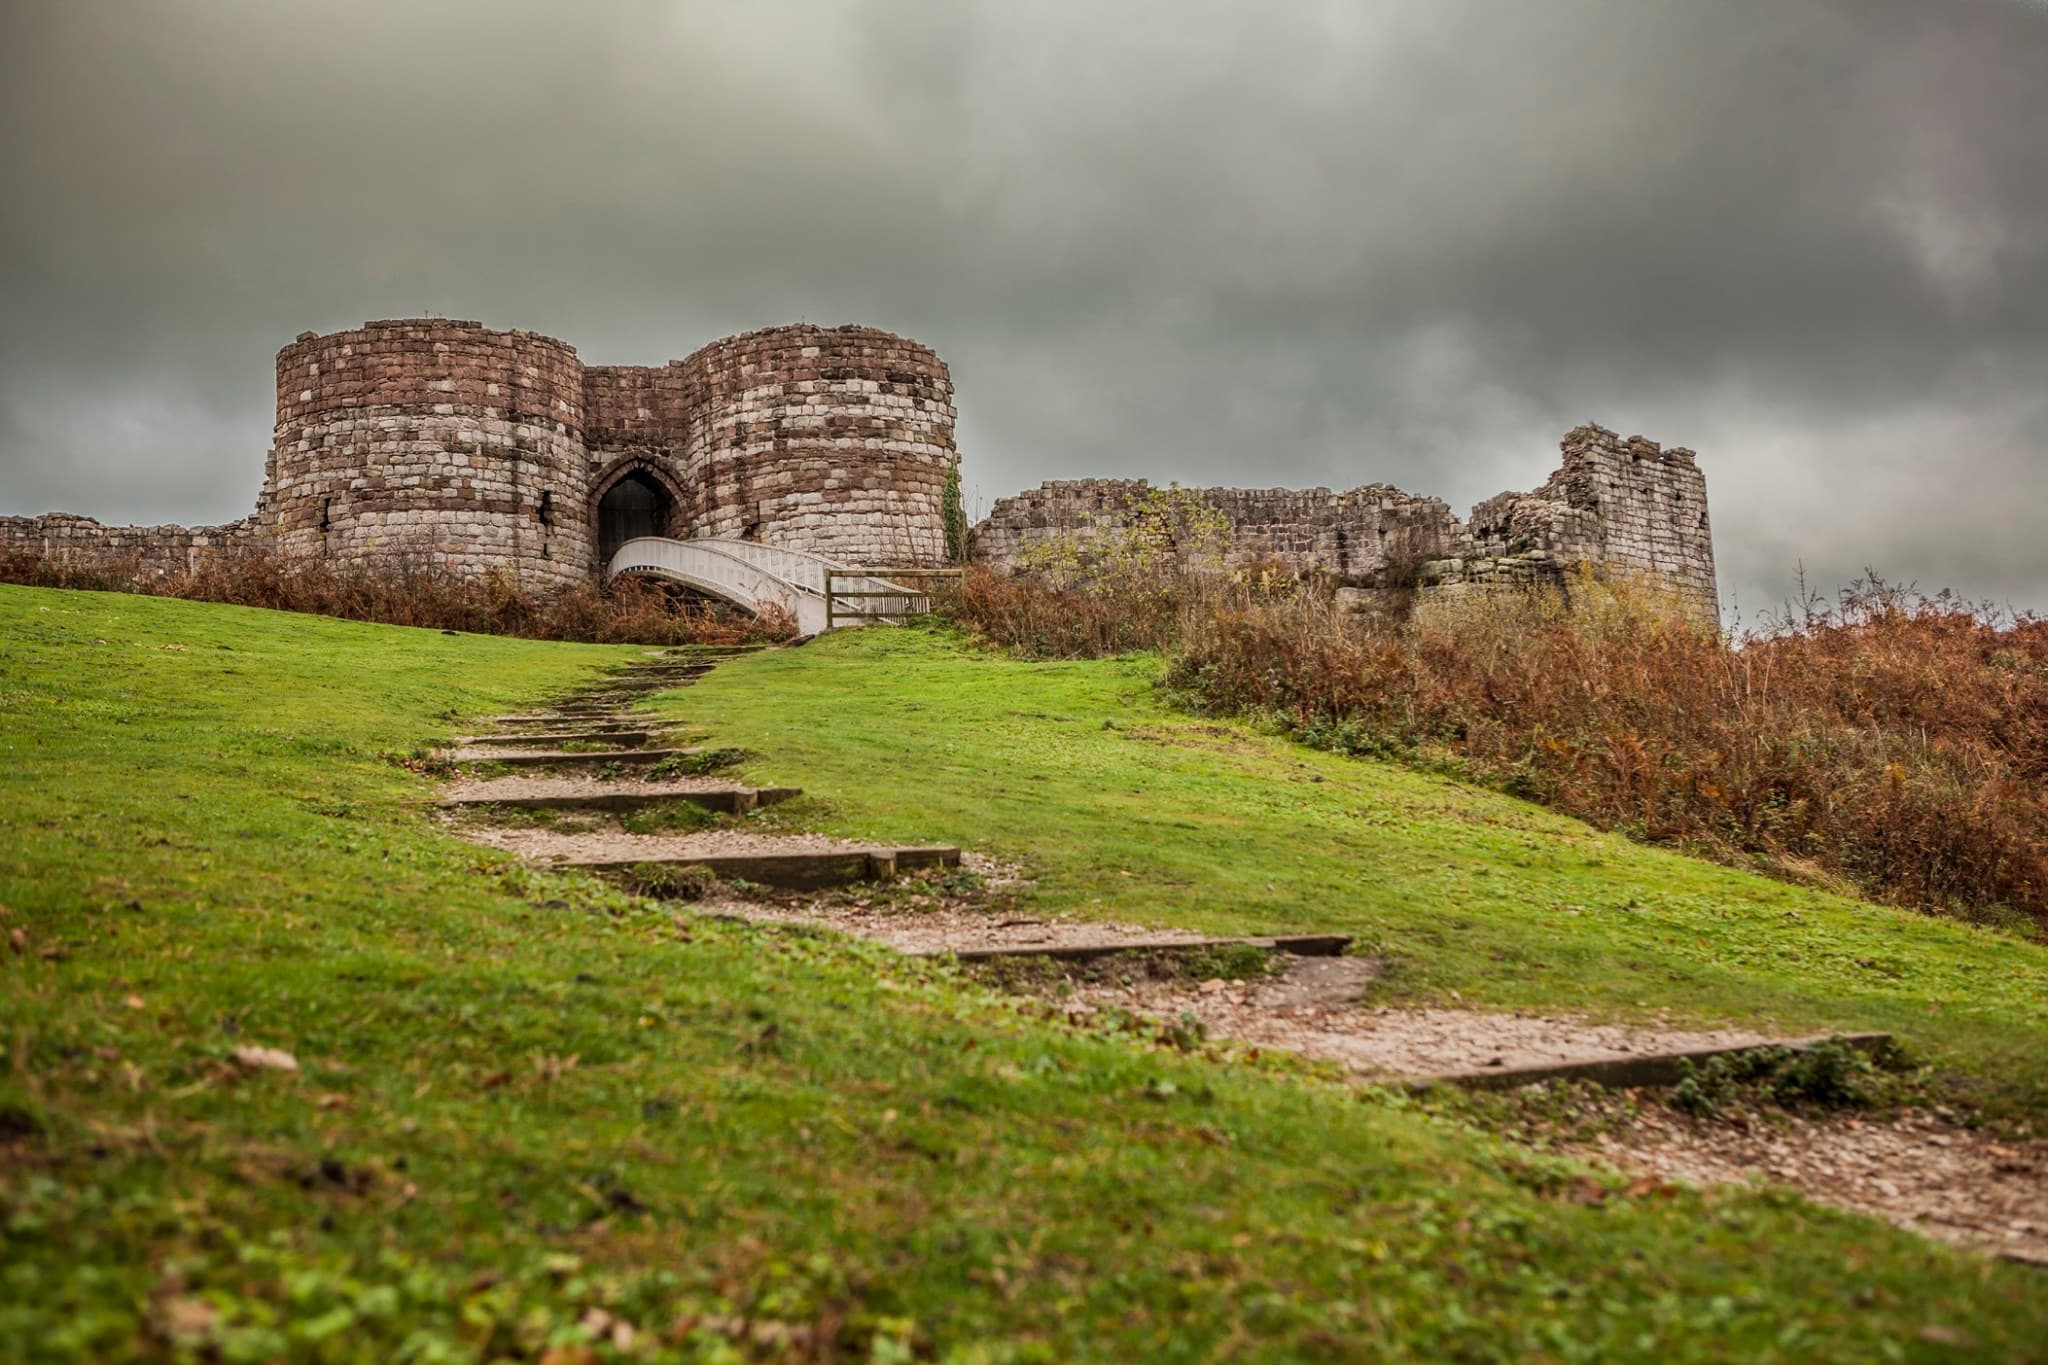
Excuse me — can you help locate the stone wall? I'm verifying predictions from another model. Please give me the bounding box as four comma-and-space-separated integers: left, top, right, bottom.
0, 512, 261, 577
972, 424, 1719, 619
972, 481, 1469, 584
269, 320, 592, 589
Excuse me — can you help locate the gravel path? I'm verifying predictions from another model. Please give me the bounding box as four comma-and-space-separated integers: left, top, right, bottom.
1573, 1105, 2048, 1266
702, 896, 1216, 956
1066, 963, 1785, 1077
445, 774, 751, 801
466, 827, 882, 861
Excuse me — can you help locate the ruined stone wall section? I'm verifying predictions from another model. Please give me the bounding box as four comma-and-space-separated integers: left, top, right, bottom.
0, 513, 261, 577
268, 320, 592, 588
970, 481, 1470, 582
973, 424, 1719, 619
1539, 425, 1716, 614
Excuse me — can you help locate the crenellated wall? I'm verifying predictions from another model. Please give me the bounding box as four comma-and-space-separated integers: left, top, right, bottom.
972, 424, 1719, 619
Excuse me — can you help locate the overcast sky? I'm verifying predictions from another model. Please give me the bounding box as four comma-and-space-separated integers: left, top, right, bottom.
2, 0, 2043, 619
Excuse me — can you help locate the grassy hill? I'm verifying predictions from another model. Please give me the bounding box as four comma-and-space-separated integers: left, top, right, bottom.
2, 585, 2042, 1361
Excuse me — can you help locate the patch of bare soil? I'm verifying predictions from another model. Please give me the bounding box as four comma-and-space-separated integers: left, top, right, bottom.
1568, 1104, 2048, 1266
1067, 961, 1785, 1078
445, 745, 657, 761
463, 826, 883, 862
700, 893, 1217, 957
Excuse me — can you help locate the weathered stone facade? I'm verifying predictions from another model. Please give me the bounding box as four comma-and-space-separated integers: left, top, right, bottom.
1, 319, 959, 590
973, 424, 1719, 619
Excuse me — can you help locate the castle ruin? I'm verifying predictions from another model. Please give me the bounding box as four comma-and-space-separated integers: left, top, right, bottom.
972, 425, 1718, 619
1, 319, 1716, 619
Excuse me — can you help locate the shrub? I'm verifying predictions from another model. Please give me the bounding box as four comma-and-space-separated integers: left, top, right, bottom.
0, 549, 794, 646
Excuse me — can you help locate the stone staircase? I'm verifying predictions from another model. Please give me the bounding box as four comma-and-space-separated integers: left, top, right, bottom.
442, 645, 963, 891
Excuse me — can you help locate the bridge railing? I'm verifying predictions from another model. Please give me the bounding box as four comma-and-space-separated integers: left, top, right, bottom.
607, 535, 959, 633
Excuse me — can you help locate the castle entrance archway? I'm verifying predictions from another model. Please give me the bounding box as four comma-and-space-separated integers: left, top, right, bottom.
597, 471, 676, 567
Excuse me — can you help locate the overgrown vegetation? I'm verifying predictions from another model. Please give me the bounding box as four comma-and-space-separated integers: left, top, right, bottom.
0, 549, 793, 645
1670, 1039, 1882, 1118
13, 587, 2043, 1356
942, 548, 2048, 932
941, 463, 967, 564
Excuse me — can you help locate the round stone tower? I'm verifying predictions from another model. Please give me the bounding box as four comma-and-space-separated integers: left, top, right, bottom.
676, 324, 956, 565
266, 320, 592, 588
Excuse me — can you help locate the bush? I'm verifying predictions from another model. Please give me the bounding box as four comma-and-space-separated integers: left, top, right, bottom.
0, 550, 794, 646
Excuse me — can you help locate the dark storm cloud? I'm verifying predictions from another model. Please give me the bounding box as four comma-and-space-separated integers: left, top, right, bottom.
2, 0, 2044, 616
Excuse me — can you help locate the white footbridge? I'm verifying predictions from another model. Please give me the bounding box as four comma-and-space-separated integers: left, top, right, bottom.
604, 537, 932, 635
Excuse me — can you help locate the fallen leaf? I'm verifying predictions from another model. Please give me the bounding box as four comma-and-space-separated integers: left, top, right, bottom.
229, 1045, 299, 1072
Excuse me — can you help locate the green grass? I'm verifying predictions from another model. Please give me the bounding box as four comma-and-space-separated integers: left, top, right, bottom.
2, 587, 2043, 1361
680, 627, 2048, 1119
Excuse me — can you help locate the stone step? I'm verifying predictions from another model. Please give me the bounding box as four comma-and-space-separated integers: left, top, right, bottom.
441, 784, 801, 816
929, 933, 1353, 963
563, 845, 961, 892
448, 746, 737, 770
1406, 1031, 1894, 1093
450, 729, 675, 748
574, 675, 709, 694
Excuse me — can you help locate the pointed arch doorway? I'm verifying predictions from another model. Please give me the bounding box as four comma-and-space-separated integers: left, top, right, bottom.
596, 470, 677, 568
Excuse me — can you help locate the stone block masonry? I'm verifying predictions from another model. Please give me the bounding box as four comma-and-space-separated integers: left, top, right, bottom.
0, 512, 261, 577
269, 321, 593, 589
973, 424, 1719, 620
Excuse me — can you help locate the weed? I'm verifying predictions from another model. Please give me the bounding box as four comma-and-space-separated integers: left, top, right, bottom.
646, 747, 746, 779
1671, 1040, 1881, 1117
616, 862, 720, 901
618, 803, 720, 835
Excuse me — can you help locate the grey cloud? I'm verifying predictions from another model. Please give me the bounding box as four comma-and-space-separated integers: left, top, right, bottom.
2, 0, 2044, 616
